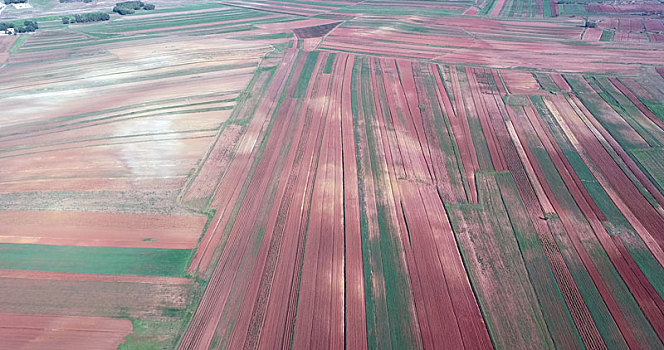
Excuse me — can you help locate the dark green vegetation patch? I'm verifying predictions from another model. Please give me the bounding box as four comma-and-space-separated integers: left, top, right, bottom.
0, 244, 191, 277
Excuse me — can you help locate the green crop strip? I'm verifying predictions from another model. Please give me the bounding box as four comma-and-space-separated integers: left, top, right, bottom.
0, 243, 190, 277
531, 145, 663, 346
365, 57, 421, 349
8, 34, 28, 54
600, 29, 615, 42
495, 171, 584, 349
324, 53, 336, 74
292, 51, 319, 99
543, 0, 552, 17
352, 56, 384, 350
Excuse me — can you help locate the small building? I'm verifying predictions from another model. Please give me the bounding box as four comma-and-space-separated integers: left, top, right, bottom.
12, 2, 32, 9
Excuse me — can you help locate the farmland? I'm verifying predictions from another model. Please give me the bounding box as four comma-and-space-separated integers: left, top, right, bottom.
1, 0, 664, 348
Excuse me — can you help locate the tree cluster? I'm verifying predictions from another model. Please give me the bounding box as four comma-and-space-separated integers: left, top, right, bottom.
4, 0, 28, 4
62, 12, 110, 24
112, 1, 154, 15
0, 20, 38, 33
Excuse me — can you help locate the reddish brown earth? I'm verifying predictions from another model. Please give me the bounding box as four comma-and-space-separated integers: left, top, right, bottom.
582, 28, 603, 41
501, 70, 545, 94
0, 18, 276, 348
255, 18, 341, 31
182, 52, 494, 350
587, 2, 664, 14
121, 15, 280, 35
0, 210, 207, 248
319, 16, 664, 72
3, 2, 664, 349
0, 314, 132, 350
0, 269, 191, 284
0, 177, 187, 194
464, 7, 479, 15
490, 0, 507, 16
0, 276, 192, 318
0, 36, 15, 66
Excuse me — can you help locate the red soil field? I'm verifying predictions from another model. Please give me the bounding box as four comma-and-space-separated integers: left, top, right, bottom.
121, 14, 280, 35
0, 277, 191, 319
0, 25, 279, 348
644, 19, 664, 32
481, 93, 605, 348
510, 101, 642, 348
599, 18, 618, 30
582, 28, 603, 41
255, 18, 342, 31
525, 96, 664, 344
319, 17, 663, 72
183, 51, 496, 350
182, 40, 664, 348
221, 0, 333, 16
0, 177, 187, 194
501, 70, 543, 94
464, 7, 479, 15
609, 77, 664, 131
550, 0, 559, 16
187, 51, 299, 274
587, 2, 664, 14
181, 124, 245, 207
180, 49, 301, 349
0, 210, 207, 248
490, 0, 507, 16
0, 35, 15, 66
4, 2, 664, 349
650, 33, 664, 43
550, 72, 572, 92
0, 137, 212, 181
0, 269, 191, 284
0, 314, 132, 350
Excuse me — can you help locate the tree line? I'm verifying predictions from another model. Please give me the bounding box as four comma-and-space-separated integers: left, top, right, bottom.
0, 20, 38, 33
62, 12, 110, 24
59, 0, 94, 3
4, 0, 28, 4
112, 1, 154, 15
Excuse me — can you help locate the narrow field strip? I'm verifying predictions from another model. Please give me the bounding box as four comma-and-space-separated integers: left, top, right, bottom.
0, 314, 133, 350
0, 244, 191, 277
0, 269, 191, 284
0, 210, 207, 249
